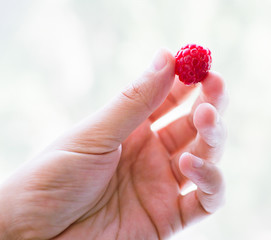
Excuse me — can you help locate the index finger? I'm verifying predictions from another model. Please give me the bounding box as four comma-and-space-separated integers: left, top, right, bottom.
149, 76, 198, 122
192, 71, 228, 115
187, 71, 228, 130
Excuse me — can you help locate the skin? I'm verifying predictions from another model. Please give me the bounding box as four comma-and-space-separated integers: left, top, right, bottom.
0, 49, 228, 240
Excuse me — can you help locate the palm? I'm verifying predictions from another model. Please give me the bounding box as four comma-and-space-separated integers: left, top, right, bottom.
54, 120, 183, 239
116, 120, 181, 238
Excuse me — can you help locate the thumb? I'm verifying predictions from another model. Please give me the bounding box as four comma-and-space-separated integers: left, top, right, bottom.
57, 49, 175, 153
102, 48, 175, 140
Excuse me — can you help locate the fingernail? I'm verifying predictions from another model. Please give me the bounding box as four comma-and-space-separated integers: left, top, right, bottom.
151, 49, 167, 71
191, 156, 204, 168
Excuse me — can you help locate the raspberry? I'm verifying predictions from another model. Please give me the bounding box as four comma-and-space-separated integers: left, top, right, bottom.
175, 44, 212, 85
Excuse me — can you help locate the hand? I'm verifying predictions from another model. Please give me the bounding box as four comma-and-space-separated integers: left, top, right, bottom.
0, 49, 228, 240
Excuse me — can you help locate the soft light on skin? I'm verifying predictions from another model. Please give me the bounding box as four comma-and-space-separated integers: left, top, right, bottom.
151, 87, 200, 132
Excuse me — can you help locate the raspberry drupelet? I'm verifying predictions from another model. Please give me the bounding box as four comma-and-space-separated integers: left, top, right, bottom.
175, 44, 212, 85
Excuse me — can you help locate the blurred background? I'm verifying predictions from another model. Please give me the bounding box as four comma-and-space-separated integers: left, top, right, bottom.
1, 0, 271, 239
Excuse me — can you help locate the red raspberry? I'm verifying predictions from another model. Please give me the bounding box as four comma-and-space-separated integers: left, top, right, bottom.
175, 44, 212, 85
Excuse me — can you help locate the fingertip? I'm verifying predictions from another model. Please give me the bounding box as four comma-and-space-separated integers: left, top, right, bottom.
193, 103, 218, 129
163, 48, 176, 77
179, 152, 204, 174
201, 71, 226, 99
179, 152, 191, 172
208, 70, 224, 81
180, 154, 225, 195
160, 47, 175, 64
163, 48, 176, 78
151, 48, 175, 71
149, 48, 176, 85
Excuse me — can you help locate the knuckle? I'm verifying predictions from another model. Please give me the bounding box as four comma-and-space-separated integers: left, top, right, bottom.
121, 80, 152, 111
197, 165, 224, 194
197, 165, 226, 213
205, 119, 227, 148
208, 168, 225, 194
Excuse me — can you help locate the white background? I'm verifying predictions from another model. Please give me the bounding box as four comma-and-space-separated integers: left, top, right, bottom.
1, 0, 271, 239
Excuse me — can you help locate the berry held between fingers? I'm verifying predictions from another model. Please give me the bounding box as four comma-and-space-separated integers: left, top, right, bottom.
175, 44, 212, 85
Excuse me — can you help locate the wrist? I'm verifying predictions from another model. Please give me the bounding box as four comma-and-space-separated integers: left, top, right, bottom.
0, 199, 10, 240
0, 183, 22, 240
0, 222, 9, 240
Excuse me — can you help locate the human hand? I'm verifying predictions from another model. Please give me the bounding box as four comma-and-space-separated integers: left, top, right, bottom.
0, 49, 228, 240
